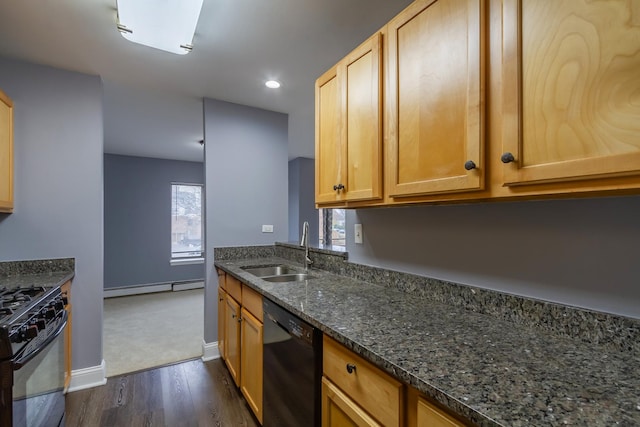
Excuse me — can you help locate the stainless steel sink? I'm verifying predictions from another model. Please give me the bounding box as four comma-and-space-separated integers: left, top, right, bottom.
242, 265, 295, 277
261, 273, 313, 283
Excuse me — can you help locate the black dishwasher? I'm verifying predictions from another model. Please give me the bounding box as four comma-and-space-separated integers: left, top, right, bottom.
263, 298, 322, 427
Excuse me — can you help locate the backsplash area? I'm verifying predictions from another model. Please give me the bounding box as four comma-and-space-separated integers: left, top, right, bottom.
214, 244, 639, 353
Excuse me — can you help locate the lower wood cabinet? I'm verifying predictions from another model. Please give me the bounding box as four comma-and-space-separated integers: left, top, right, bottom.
407, 387, 466, 427
224, 294, 241, 387
322, 376, 381, 427
61, 280, 72, 391
217, 273, 263, 424
322, 336, 402, 427
322, 335, 468, 427
217, 287, 226, 361
240, 306, 263, 424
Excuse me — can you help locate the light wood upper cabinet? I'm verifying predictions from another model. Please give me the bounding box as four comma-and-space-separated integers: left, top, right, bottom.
316, 33, 383, 205
316, 65, 343, 204
0, 88, 13, 213
386, 0, 485, 197
501, 0, 640, 186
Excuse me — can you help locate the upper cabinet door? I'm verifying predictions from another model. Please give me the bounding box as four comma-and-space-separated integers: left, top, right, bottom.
343, 33, 383, 202
0, 88, 13, 213
386, 0, 485, 197
315, 33, 383, 205
502, 0, 640, 186
316, 65, 344, 204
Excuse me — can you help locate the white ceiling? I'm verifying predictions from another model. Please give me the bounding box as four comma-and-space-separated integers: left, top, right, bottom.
0, 0, 413, 162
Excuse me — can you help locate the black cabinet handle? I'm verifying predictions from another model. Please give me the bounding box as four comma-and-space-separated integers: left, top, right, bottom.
333, 184, 345, 192
333, 185, 338, 191
346, 363, 356, 374
501, 152, 515, 163
464, 160, 477, 170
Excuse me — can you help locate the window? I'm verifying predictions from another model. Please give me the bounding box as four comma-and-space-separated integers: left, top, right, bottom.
171, 183, 203, 259
319, 208, 346, 248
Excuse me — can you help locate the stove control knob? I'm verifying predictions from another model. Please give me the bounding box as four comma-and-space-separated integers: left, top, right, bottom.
44, 307, 56, 320
33, 318, 46, 331
61, 295, 69, 306
54, 300, 64, 311
10, 328, 23, 343
25, 325, 38, 339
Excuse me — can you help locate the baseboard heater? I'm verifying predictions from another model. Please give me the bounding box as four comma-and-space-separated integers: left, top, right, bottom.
172, 281, 205, 291
104, 280, 204, 298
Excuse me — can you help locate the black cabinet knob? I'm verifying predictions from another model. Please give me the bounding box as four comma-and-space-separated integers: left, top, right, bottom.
346, 363, 356, 374
501, 152, 515, 163
464, 160, 477, 170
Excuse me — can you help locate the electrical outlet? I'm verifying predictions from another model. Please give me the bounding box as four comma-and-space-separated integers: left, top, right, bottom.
354, 223, 363, 244
262, 224, 274, 233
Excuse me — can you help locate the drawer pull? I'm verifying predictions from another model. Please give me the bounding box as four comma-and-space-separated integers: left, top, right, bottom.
346, 363, 356, 374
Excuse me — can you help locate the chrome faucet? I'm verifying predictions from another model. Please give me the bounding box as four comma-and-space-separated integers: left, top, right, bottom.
300, 221, 312, 272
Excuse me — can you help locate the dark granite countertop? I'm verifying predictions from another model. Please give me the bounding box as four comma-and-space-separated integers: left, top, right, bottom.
215, 256, 640, 427
0, 258, 75, 290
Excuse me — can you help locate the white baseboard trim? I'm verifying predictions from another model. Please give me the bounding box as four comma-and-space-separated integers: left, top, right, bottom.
67, 359, 107, 393
202, 340, 220, 361
173, 281, 205, 291
104, 283, 172, 298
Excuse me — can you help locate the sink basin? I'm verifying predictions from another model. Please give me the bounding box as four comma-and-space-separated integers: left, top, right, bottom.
242, 265, 295, 277
261, 273, 313, 283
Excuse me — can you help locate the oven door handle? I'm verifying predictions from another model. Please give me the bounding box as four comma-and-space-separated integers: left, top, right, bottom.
13, 310, 68, 370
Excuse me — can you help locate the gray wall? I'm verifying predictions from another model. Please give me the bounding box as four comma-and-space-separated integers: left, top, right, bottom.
203, 98, 288, 342
0, 57, 104, 371
346, 196, 640, 319
104, 154, 204, 288
288, 157, 318, 243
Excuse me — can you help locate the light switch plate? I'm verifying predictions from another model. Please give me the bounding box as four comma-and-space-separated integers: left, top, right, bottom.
354, 224, 363, 244
262, 224, 274, 233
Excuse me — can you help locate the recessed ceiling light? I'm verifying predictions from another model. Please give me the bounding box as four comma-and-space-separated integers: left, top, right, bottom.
265, 80, 281, 89
116, 0, 204, 55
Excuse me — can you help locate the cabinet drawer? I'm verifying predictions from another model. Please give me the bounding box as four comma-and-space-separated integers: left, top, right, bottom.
323, 336, 402, 427
242, 284, 263, 321
226, 275, 242, 302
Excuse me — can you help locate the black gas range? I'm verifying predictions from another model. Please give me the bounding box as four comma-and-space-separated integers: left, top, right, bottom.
0, 284, 68, 427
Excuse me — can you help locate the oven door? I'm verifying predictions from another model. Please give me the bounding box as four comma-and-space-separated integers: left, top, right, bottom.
12, 311, 67, 427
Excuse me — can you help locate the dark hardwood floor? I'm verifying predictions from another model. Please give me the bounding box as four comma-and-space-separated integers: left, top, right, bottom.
65, 358, 259, 427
